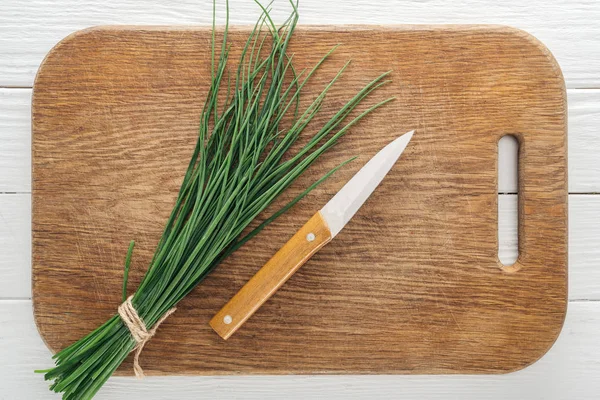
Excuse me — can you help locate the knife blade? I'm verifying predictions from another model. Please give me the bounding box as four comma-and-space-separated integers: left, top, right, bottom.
210, 130, 415, 339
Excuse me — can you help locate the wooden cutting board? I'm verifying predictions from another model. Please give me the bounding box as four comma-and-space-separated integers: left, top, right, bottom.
32, 25, 567, 375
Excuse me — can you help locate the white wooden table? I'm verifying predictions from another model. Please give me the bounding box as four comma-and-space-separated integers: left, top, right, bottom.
1, 0, 599, 398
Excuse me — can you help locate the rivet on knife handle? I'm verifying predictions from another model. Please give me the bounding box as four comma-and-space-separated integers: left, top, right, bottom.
209, 212, 332, 340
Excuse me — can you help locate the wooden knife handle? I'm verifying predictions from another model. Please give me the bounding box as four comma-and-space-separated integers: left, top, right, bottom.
210, 211, 332, 340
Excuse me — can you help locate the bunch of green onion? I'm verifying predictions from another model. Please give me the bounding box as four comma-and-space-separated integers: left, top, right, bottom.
37, 1, 392, 398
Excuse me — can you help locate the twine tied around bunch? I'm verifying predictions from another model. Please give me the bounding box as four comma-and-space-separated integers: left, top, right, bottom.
118, 295, 176, 378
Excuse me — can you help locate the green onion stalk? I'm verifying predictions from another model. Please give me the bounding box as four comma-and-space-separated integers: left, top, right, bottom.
36, 0, 393, 398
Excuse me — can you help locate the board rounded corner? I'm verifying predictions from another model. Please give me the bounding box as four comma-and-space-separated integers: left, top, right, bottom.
31, 292, 61, 356
500, 25, 566, 96
33, 26, 110, 99
502, 299, 568, 375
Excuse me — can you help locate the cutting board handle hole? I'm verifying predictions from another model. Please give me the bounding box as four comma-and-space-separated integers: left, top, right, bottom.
498, 135, 519, 268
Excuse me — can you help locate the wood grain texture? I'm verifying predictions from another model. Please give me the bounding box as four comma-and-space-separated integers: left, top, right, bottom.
1, 0, 600, 88
211, 212, 332, 340
32, 26, 567, 374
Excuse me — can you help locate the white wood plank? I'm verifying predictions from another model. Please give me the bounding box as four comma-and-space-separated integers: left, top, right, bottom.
568, 195, 600, 300
0, 0, 599, 88
568, 90, 600, 193
0, 89, 30, 192
0, 194, 31, 299
2, 299, 598, 399
2, 194, 598, 300
498, 194, 518, 265
0, 89, 597, 193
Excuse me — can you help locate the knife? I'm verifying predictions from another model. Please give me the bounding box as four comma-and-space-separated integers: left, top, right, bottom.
209, 130, 415, 340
